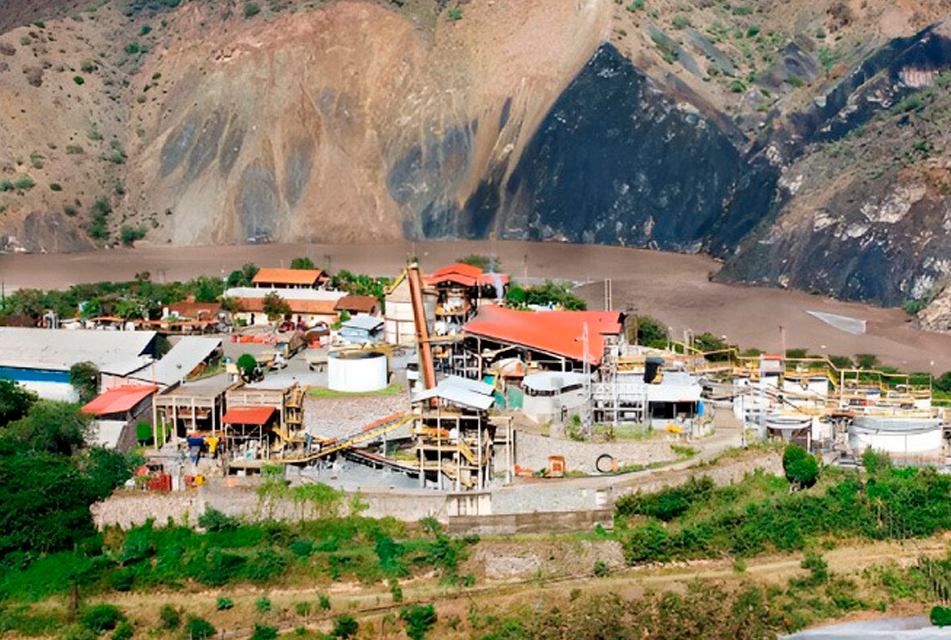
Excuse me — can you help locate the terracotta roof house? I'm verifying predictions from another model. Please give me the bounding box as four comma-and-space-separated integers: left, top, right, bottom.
252, 268, 327, 289
334, 295, 380, 316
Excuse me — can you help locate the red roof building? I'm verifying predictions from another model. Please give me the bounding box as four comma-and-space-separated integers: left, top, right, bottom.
464, 306, 623, 365
334, 295, 380, 316
252, 268, 325, 289
165, 301, 221, 320
427, 263, 484, 287
82, 385, 158, 417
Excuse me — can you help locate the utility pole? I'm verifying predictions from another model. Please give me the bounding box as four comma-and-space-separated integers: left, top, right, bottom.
582, 322, 593, 435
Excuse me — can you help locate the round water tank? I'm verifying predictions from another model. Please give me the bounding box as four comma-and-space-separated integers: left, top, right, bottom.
328, 350, 388, 393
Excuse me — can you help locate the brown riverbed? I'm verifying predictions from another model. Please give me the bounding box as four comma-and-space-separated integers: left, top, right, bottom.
2, 240, 950, 372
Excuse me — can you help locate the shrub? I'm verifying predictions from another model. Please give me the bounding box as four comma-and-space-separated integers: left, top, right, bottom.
317, 594, 331, 611
200, 508, 238, 532
671, 15, 690, 29
80, 59, 95, 72
244, 2, 260, 17
111, 621, 133, 640
400, 604, 437, 640
593, 560, 611, 577
50, 183, 62, 191
158, 604, 181, 630
185, 617, 215, 640
74, 76, 85, 85
14, 176, 35, 190
254, 596, 271, 613
331, 614, 358, 639
66, 144, 84, 154
216, 596, 234, 611
447, 8, 462, 21
82, 605, 125, 634
931, 606, 951, 627
0, 179, 12, 192
250, 624, 278, 640
119, 225, 146, 246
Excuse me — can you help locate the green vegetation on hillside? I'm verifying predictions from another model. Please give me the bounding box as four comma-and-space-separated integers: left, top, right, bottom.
616, 448, 951, 563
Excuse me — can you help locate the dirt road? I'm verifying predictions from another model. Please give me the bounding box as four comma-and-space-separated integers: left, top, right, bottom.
2, 240, 950, 371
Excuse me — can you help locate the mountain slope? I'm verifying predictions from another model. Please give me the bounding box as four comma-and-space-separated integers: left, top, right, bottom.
3, 0, 951, 321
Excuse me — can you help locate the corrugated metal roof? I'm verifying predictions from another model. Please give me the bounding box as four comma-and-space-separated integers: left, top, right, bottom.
427, 263, 483, 287
82, 385, 156, 416
223, 287, 347, 302
127, 337, 222, 387
252, 268, 323, 286
0, 327, 157, 371
222, 406, 275, 425
341, 315, 385, 332
441, 375, 494, 396
413, 386, 495, 411
412, 375, 495, 410
464, 306, 622, 364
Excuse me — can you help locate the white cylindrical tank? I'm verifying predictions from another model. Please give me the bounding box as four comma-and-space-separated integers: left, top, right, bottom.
328, 350, 388, 392
848, 417, 944, 455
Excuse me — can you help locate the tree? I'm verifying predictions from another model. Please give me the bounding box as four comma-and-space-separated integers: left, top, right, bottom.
633, 315, 667, 346
190, 275, 225, 303
114, 299, 144, 321
185, 616, 215, 640
855, 353, 881, 370
227, 263, 259, 287
290, 257, 315, 270
0, 379, 36, 427
4, 400, 92, 455
236, 354, 261, 383
457, 254, 493, 270
782, 444, 818, 489
262, 292, 290, 322
218, 296, 240, 315
400, 604, 437, 640
69, 361, 100, 403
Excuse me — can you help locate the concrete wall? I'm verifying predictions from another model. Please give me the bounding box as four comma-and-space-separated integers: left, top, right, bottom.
447, 509, 613, 536
91, 482, 451, 530
515, 431, 681, 474
613, 450, 784, 498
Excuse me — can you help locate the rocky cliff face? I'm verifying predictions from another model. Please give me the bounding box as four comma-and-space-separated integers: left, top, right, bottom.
3, 0, 951, 319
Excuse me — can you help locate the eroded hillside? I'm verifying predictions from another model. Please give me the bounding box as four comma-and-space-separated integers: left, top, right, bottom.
3, 0, 951, 320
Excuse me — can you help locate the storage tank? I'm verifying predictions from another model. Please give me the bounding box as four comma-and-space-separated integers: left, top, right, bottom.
328, 350, 388, 392
848, 417, 944, 455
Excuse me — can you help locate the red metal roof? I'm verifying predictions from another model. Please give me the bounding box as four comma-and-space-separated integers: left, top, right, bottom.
464, 306, 623, 365
82, 385, 157, 416
252, 268, 323, 286
222, 406, 276, 425
427, 263, 483, 287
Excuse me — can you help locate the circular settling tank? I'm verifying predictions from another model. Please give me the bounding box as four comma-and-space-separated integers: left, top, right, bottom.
328, 350, 388, 393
